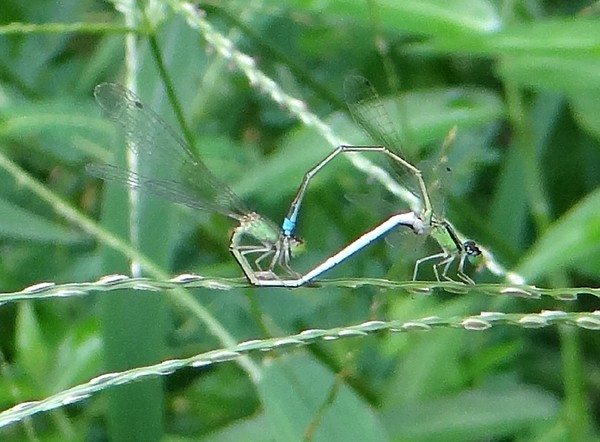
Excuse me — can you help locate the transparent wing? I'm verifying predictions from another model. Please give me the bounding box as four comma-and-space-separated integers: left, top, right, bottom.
343, 75, 407, 159
91, 83, 251, 219
344, 75, 418, 197
419, 125, 457, 218
86, 163, 243, 218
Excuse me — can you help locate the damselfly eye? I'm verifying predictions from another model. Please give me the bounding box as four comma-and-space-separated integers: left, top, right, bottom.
464, 240, 481, 257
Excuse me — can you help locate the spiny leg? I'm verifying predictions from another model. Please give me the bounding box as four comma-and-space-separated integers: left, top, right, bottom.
457, 271, 475, 285
413, 251, 445, 281
381, 149, 433, 221
236, 244, 273, 271
437, 254, 458, 282
258, 239, 300, 278
230, 246, 261, 285
456, 254, 476, 285
278, 249, 300, 277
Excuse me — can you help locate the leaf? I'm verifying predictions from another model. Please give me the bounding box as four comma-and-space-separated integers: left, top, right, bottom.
292, 0, 502, 35
258, 352, 390, 441
0, 101, 110, 163
515, 188, 600, 282
497, 55, 600, 97
0, 197, 87, 244
382, 385, 559, 441
570, 92, 600, 141
431, 18, 600, 55
15, 303, 50, 383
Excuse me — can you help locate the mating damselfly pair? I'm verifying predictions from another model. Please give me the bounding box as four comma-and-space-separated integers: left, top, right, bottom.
87, 76, 481, 287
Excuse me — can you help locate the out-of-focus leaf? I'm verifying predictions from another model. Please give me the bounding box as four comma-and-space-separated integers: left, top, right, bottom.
382, 385, 559, 441
570, 92, 600, 141
497, 55, 600, 97
0, 197, 87, 243
431, 19, 600, 56
283, 0, 502, 35
258, 352, 390, 442
398, 87, 504, 146
15, 303, 49, 382
48, 317, 103, 392
0, 101, 110, 163
516, 188, 600, 282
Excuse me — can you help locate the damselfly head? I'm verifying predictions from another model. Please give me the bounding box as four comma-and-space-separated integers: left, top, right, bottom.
464, 240, 483, 274
464, 240, 481, 257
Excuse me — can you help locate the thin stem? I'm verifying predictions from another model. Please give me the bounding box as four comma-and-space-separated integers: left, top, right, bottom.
147, 34, 196, 147
559, 325, 589, 441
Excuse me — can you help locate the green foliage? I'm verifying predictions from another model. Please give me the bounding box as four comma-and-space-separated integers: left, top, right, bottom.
1, 0, 600, 440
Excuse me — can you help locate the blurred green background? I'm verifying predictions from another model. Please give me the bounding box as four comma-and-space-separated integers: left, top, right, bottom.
1, 0, 600, 440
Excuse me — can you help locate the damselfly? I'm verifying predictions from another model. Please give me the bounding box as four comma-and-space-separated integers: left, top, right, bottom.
87, 83, 303, 285
343, 75, 481, 284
